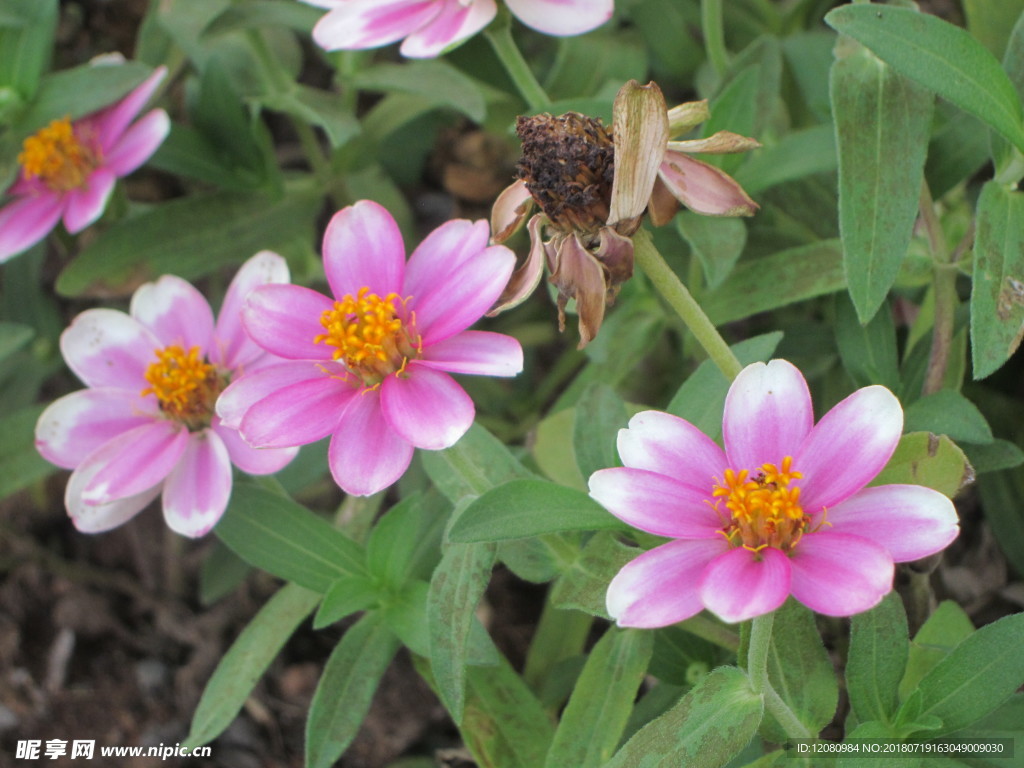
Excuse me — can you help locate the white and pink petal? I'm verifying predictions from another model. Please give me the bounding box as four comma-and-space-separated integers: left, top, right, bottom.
417, 330, 523, 377
399, 0, 496, 57
162, 430, 233, 538
103, 108, 170, 177
699, 546, 791, 623
79, 420, 188, 506
213, 421, 300, 476
616, 410, 726, 489
130, 274, 215, 351
403, 218, 491, 301
60, 308, 161, 391
589, 467, 723, 539
0, 192, 64, 263
62, 167, 116, 233
380, 365, 474, 450
505, 0, 613, 36
312, 0, 440, 51
217, 360, 341, 429
788, 531, 894, 617
328, 392, 415, 496
214, 251, 290, 370
66, 445, 161, 534
239, 374, 359, 448
322, 200, 406, 300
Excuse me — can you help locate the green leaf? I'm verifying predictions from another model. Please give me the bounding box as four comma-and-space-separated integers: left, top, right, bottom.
830, 38, 933, 322
534, 407, 586, 490
977, 467, 1024, 578
898, 601, 975, 702
421, 423, 533, 503
215, 483, 368, 593
0, 0, 57, 102
925, 104, 991, 199
198, 540, 251, 605
0, 322, 33, 364
835, 292, 900, 390
604, 666, 763, 768
366, 491, 447, 589
572, 383, 628, 480
964, 0, 1024, 59
312, 575, 380, 629
903, 390, 994, 444
962, 438, 1024, 474
428, 542, 496, 723
550, 532, 637, 619
305, 612, 401, 768
185, 583, 320, 747
970, 182, 1024, 379
666, 332, 784, 439
703, 240, 846, 325
0, 405, 54, 499
870, 432, 974, 499
676, 213, 747, 290
353, 61, 487, 123
846, 592, 909, 724
911, 613, 1024, 736
543, 628, 653, 768
760, 600, 838, 743
447, 479, 626, 543
734, 125, 838, 195
824, 5, 1024, 154
259, 84, 361, 149
56, 186, 319, 297
202, 0, 321, 36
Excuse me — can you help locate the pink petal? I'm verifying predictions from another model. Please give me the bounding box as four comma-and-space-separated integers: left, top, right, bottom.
329, 391, 415, 496
217, 360, 342, 429
103, 109, 170, 177
403, 218, 490, 302
62, 168, 116, 233
417, 330, 523, 377
80, 421, 188, 505
242, 283, 335, 361
505, 0, 613, 35
796, 385, 903, 512
491, 179, 534, 243
214, 251, 291, 370
607, 538, 726, 628
723, 360, 814, 471
589, 467, 723, 538
827, 485, 959, 562
789, 531, 894, 617
311, 0, 440, 51
617, 410, 726, 489
323, 200, 406, 300
412, 244, 516, 345
35, 388, 156, 469
60, 309, 160, 390
130, 274, 215, 351
658, 150, 759, 217
400, 0, 496, 57
92, 66, 167, 149
66, 442, 161, 533
240, 373, 360, 448
0, 192, 64, 262
699, 546, 791, 623
380, 365, 474, 450
213, 421, 299, 475
162, 430, 232, 538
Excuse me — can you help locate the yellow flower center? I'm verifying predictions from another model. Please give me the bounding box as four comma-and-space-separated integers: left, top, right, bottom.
314, 287, 422, 386
141, 345, 223, 430
18, 117, 100, 192
712, 456, 812, 554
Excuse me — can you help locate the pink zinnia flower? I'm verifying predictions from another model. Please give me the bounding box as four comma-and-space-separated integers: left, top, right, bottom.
303, 0, 614, 58
216, 200, 523, 496
35, 253, 299, 538
0, 66, 170, 263
589, 359, 959, 626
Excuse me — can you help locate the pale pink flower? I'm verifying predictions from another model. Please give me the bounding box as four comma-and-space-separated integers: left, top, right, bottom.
0, 66, 170, 263
303, 0, 613, 58
216, 200, 523, 496
590, 359, 959, 626
35, 253, 299, 538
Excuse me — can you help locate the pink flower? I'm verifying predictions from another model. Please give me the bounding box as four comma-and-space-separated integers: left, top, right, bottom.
0, 66, 170, 263
35, 253, 299, 538
589, 359, 959, 626
216, 200, 523, 496
303, 0, 613, 58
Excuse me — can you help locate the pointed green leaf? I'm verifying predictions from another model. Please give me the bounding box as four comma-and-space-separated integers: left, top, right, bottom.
835, 292, 900, 390
970, 182, 1024, 379
825, 4, 1024, 153
846, 592, 909, 724
312, 575, 380, 629
898, 601, 975, 701
185, 583, 320, 747
550, 531, 637, 619
422, 423, 533, 503
977, 466, 1024, 578
305, 612, 400, 768
0, 0, 57, 102
963, 0, 1024, 59
0, 404, 54, 500
903, 390, 994, 444
544, 628, 653, 768
353, 61, 486, 123
572, 383, 628, 480
870, 432, 974, 499
604, 666, 763, 768
676, 213, 747, 290
215, 483, 368, 593
366, 491, 447, 589
831, 39, 933, 321
734, 124, 838, 195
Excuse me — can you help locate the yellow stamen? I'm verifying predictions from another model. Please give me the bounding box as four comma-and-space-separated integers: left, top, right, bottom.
314, 287, 421, 386
141, 345, 220, 429
18, 117, 100, 192
711, 456, 809, 554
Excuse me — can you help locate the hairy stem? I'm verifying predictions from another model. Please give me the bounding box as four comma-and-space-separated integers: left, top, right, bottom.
747, 612, 814, 739
484, 18, 551, 112
701, 0, 729, 79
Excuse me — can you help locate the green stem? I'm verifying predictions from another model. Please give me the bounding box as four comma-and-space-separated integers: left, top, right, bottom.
523, 604, 593, 694
701, 0, 729, 80
679, 613, 741, 652
747, 612, 814, 739
919, 182, 955, 397
484, 20, 551, 112
633, 229, 743, 380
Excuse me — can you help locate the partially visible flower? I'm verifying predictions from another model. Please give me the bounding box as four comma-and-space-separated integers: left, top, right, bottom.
0, 65, 170, 263
216, 200, 523, 497
35, 253, 298, 538
589, 359, 959, 626
302, 0, 613, 58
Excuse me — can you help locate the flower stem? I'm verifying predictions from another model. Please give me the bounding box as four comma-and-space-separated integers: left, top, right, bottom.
484, 15, 551, 112
633, 228, 743, 380
747, 612, 814, 739
701, 0, 729, 80
919, 181, 956, 397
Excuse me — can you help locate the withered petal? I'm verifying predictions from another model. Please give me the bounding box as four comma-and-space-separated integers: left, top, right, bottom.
666, 100, 710, 138
668, 131, 762, 155
608, 80, 670, 231
658, 151, 759, 217
549, 234, 608, 349
488, 213, 547, 315
490, 179, 535, 243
